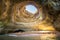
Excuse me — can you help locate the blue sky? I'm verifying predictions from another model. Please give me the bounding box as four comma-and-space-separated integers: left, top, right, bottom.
25, 5, 37, 14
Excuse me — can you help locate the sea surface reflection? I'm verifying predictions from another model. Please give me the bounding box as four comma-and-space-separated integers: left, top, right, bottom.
0, 31, 60, 40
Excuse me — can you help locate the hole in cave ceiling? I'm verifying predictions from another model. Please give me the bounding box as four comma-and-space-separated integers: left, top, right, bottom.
25, 5, 38, 14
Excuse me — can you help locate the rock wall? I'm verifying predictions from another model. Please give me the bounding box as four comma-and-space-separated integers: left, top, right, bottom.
0, 0, 60, 34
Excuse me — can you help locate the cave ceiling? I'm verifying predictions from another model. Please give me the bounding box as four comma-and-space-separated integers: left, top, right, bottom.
0, 0, 60, 33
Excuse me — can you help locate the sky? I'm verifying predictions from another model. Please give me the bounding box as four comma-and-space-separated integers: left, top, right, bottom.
25, 5, 38, 14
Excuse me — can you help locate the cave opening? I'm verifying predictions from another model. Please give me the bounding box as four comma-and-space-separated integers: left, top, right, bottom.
25, 5, 38, 14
